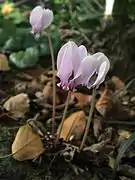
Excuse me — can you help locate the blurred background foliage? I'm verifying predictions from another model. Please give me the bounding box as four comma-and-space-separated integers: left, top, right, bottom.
0, 0, 135, 72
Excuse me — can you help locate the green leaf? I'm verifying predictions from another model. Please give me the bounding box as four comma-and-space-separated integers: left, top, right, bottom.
22, 33, 36, 49
2, 19, 16, 35
38, 29, 60, 56
38, 43, 49, 56
0, 28, 9, 47
3, 37, 22, 51
9, 47, 39, 68
7, 11, 26, 24
115, 132, 135, 168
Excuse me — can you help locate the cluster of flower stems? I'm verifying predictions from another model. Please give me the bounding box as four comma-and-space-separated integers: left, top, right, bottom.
47, 34, 97, 150
29, 5, 110, 150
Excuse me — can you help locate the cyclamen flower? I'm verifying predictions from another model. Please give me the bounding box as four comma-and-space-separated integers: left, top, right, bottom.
29, 6, 53, 34
57, 41, 110, 90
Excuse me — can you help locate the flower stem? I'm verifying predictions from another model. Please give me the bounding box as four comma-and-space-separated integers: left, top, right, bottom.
56, 91, 71, 144
47, 32, 56, 135
80, 88, 96, 150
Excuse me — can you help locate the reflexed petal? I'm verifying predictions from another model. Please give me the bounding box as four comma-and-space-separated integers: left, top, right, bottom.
57, 41, 77, 70
78, 45, 87, 60
29, 6, 43, 26
91, 61, 108, 88
93, 52, 110, 73
71, 45, 88, 76
93, 52, 103, 60
57, 41, 78, 87
71, 56, 98, 88
41, 9, 53, 29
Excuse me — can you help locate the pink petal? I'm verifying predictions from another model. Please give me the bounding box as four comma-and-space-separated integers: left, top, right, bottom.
29, 6, 43, 27
57, 41, 77, 69
70, 55, 98, 89
41, 9, 53, 29
57, 41, 78, 88
93, 52, 110, 72
91, 61, 108, 88
78, 45, 87, 60
72, 45, 87, 76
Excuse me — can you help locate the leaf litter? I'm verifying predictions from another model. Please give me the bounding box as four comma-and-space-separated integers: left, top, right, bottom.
1, 63, 135, 179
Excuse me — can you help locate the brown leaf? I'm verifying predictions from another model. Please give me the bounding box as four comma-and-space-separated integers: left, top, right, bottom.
107, 155, 116, 169
93, 116, 103, 138
96, 88, 113, 117
12, 124, 45, 161
0, 54, 10, 71
118, 130, 131, 140
43, 82, 60, 105
39, 74, 49, 84
3, 93, 29, 118
111, 76, 125, 90
42, 82, 52, 100
28, 79, 43, 91
56, 87, 68, 104
72, 92, 92, 108
58, 111, 86, 141
24, 66, 45, 78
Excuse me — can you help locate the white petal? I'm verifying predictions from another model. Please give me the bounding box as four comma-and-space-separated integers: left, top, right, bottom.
57, 41, 78, 86
72, 55, 98, 88
29, 6, 43, 26
92, 61, 108, 88
93, 52, 110, 73
41, 9, 53, 29
71, 45, 88, 77
57, 41, 77, 70
78, 45, 88, 60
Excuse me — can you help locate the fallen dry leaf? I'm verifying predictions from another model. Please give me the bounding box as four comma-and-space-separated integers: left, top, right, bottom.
96, 88, 113, 117
39, 74, 49, 84
107, 155, 116, 169
3, 93, 29, 118
72, 92, 92, 108
118, 130, 131, 140
93, 116, 103, 138
57, 111, 86, 141
43, 82, 60, 105
111, 76, 125, 90
24, 66, 45, 78
0, 54, 10, 71
28, 78, 43, 91
12, 124, 45, 161
42, 82, 53, 100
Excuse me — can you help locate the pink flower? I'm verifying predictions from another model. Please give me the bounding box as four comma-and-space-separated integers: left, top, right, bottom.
29, 6, 53, 34
57, 41, 110, 90
57, 41, 88, 90
71, 52, 110, 89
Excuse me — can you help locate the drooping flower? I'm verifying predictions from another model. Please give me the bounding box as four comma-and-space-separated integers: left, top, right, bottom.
29, 6, 53, 34
71, 52, 110, 89
57, 41, 88, 90
91, 52, 110, 88
57, 41, 110, 90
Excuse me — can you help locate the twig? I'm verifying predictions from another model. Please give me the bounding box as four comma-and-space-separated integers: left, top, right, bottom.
56, 91, 71, 144
106, 120, 135, 125
80, 88, 96, 150
47, 31, 56, 135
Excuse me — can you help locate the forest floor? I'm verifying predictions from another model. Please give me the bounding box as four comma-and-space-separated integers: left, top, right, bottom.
1, 22, 135, 180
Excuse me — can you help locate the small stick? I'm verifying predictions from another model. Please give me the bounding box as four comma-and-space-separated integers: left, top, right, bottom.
80, 88, 96, 150
56, 91, 71, 144
47, 32, 56, 135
